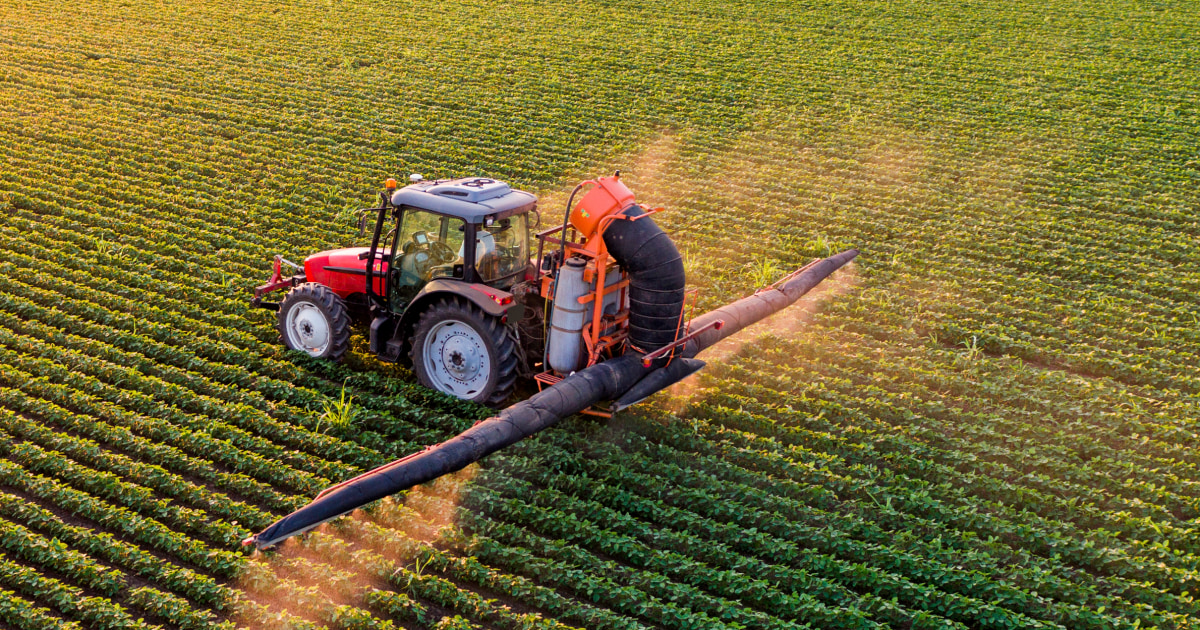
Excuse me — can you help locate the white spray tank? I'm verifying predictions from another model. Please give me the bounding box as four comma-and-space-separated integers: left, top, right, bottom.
547, 257, 588, 374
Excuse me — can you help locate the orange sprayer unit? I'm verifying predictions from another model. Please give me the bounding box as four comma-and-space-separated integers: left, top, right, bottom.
533, 174, 670, 402
569, 175, 636, 237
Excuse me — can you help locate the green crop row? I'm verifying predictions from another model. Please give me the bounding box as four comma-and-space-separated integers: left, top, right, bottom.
0, 588, 82, 630
2, 0, 1199, 627
0, 491, 231, 608
645, 400, 1194, 622
0, 552, 158, 630
0, 451, 241, 578
0, 406, 275, 532
703, 357, 1200, 566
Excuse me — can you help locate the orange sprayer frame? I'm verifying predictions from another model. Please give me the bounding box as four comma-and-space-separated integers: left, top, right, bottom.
536, 190, 664, 372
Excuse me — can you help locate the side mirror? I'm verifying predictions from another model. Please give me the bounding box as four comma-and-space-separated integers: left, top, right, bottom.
356, 209, 370, 238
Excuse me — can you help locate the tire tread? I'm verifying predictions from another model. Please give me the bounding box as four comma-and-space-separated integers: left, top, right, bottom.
276, 282, 352, 361
411, 298, 518, 406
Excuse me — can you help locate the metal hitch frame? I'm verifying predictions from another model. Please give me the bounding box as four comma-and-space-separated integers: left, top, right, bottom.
251, 255, 306, 311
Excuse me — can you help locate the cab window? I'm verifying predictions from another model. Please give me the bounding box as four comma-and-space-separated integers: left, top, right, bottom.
474, 214, 528, 284
392, 210, 465, 308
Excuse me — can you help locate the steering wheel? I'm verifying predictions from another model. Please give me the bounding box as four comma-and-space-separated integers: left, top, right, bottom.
407, 250, 430, 277
429, 240, 455, 264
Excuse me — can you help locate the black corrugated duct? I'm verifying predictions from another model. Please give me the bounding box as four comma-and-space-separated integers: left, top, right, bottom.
248, 248, 858, 549
602, 204, 687, 354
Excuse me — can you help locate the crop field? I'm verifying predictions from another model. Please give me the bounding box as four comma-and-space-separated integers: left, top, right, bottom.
1, 0, 1199, 628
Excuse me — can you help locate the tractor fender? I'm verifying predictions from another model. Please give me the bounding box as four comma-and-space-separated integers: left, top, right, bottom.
393, 279, 512, 365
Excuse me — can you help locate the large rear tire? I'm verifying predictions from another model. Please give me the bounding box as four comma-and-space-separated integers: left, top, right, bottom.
277, 283, 351, 361
411, 298, 517, 406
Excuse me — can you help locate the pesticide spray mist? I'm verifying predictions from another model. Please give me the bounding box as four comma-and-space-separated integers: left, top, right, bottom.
234, 465, 480, 626
666, 260, 860, 401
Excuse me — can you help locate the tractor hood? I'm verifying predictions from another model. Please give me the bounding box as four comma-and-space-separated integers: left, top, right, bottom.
391, 177, 536, 222
305, 247, 381, 271
304, 247, 388, 297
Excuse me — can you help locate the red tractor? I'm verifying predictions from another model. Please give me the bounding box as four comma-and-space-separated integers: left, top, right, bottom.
254, 173, 685, 406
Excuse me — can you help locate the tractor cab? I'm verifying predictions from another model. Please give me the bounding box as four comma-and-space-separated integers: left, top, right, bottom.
390, 206, 530, 309
384, 178, 533, 308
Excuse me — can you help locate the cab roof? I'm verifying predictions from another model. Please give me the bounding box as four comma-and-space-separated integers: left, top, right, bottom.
390, 177, 536, 223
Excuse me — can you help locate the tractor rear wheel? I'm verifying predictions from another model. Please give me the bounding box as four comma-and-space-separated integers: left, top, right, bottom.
277, 283, 351, 361
411, 298, 517, 406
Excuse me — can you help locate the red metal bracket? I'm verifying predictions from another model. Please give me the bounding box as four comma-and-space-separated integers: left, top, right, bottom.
641, 319, 724, 368
755, 258, 821, 295
254, 255, 304, 298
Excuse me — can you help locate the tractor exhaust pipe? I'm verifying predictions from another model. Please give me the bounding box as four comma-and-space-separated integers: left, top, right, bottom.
246, 248, 857, 549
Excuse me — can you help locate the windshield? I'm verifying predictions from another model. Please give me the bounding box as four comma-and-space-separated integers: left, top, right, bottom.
474, 214, 528, 283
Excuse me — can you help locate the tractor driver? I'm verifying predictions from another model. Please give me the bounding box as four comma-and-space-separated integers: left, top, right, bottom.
462, 230, 500, 282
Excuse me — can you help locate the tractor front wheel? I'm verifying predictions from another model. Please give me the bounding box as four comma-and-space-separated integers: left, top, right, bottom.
411, 298, 517, 406
277, 283, 351, 361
